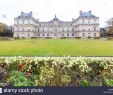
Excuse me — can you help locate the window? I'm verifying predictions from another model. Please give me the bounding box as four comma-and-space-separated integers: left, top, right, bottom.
89, 28, 90, 31
88, 33, 91, 37
23, 28, 24, 31
17, 27, 19, 31
94, 33, 96, 37
88, 20, 90, 24
28, 20, 30, 24
55, 34, 57, 36
47, 34, 49, 36
94, 19, 96, 23
55, 29, 57, 32
82, 20, 84, 24
28, 33, 30, 37
42, 34, 45, 36
72, 33, 74, 36
82, 33, 85, 37
67, 33, 69, 36
28, 27, 30, 31
94, 27, 96, 31
17, 20, 19, 24
62, 33, 64, 36
22, 20, 24, 24
17, 33, 19, 37
38, 34, 40, 36
22, 33, 24, 37
83, 28, 84, 31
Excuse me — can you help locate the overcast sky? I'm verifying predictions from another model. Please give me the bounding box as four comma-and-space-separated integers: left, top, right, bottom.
0, 0, 113, 27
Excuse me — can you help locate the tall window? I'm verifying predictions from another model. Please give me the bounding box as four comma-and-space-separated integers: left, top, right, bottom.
67, 33, 69, 36
28, 27, 30, 31
94, 19, 96, 24
37, 28, 39, 31
23, 28, 24, 31
94, 33, 96, 37
94, 27, 96, 31
28, 20, 30, 24
88, 20, 90, 24
82, 33, 85, 37
22, 33, 24, 38
42, 34, 45, 36
17, 20, 19, 24
28, 33, 30, 37
62, 33, 64, 36
88, 33, 91, 37
22, 20, 24, 24
17, 33, 19, 37
38, 34, 40, 36
82, 20, 84, 24
47, 34, 49, 36
89, 28, 90, 31
72, 33, 74, 36
83, 28, 84, 31
55, 34, 57, 36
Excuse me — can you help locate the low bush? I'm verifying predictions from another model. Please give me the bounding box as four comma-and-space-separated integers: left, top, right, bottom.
0, 57, 113, 86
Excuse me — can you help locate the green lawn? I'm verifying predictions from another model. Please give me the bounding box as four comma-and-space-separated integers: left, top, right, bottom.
0, 39, 113, 56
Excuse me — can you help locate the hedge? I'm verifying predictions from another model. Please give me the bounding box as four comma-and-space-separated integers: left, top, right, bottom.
0, 57, 113, 86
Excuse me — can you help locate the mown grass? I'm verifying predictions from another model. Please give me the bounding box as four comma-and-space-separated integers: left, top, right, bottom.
0, 39, 113, 56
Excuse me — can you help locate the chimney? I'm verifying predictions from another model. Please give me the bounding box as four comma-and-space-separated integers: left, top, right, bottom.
30, 11, 33, 15
89, 10, 91, 13
79, 11, 82, 15
21, 11, 24, 14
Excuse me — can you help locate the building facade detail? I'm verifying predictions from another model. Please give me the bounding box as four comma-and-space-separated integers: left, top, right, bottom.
14, 11, 100, 38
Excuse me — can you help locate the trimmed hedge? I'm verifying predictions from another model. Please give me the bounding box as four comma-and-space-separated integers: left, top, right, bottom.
0, 57, 113, 86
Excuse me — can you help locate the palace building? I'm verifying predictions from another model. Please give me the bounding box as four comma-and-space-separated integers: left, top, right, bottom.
14, 11, 100, 38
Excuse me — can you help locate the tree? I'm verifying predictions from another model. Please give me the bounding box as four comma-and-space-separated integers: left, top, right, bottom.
106, 18, 113, 37
0, 23, 13, 37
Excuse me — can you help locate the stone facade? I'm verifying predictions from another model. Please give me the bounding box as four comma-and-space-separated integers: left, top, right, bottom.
14, 11, 100, 38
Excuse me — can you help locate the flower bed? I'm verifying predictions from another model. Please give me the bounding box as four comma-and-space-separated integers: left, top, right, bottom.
0, 57, 113, 86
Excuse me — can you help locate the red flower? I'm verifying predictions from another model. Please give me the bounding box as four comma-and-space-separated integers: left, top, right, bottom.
19, 64, 26, 71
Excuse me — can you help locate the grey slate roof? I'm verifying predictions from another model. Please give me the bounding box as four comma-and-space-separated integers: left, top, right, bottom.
52, 15, 60, 21
16, 12, 33, 19
79, 11, 96, 18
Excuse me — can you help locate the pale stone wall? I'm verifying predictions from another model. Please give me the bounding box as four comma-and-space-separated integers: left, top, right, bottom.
14, 11, 100, 38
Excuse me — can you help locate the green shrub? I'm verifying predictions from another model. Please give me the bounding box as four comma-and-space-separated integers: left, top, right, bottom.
7, 70, 36, 86
0, 57, 113, 86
